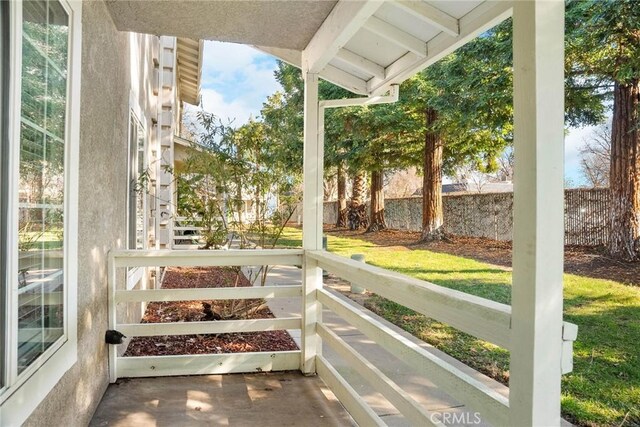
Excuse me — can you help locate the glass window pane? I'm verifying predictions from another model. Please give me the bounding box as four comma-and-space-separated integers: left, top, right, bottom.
17, 0, 68, 374
128, 117, 145, 250
136, 125, 145, 249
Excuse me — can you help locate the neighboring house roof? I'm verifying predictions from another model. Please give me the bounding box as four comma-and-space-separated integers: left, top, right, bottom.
176, 38, 203, 105
105, 1, 511, 97
413, 181, 514, 196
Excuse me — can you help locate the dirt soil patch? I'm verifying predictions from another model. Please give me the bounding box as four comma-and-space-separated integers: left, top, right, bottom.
324, 226, 640, 286
123, 266, 298, 357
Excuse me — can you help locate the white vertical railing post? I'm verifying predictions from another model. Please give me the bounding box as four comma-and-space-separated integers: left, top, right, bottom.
107, 251, 118, 383
301, 71, 323, 374
511, 1, 565, 425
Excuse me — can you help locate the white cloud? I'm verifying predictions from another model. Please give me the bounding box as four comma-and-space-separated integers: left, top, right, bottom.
197, 88, 257, 125
195, 41, 282, 124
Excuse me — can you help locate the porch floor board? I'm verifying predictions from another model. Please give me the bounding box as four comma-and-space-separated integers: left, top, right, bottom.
90, 371, 354, 427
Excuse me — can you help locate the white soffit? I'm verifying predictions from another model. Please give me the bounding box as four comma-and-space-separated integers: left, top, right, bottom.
176, 38, 203, 105
105, 0, 513, 96
257, 0, 513, 96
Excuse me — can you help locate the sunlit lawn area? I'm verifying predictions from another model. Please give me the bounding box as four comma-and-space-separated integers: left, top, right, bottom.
276, 227, 640, 426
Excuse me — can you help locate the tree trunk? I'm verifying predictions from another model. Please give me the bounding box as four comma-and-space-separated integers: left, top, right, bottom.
348, 171, 369, 230
421, 107, 445, 241
351, 171, 366, 206
367, 169, 386, 232
609, 79, 640, 261
336, 163, 348, 227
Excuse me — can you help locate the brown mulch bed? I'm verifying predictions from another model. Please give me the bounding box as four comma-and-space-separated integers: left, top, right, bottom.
123, 266, 298, 357
323, 225, 640, 286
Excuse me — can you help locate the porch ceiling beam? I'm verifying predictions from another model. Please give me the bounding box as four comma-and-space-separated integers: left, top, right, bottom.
392, 0, 459, 37
303, 0, 384, 74
363, 16, 427, 57
335, 48, 385, 79
368, 0, 513, 94
321, 65, 369, 95
255, 45, 369, 95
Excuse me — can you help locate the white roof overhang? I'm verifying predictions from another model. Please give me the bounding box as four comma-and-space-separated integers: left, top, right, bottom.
176, 38, 203, 105
106, 1, 513, 96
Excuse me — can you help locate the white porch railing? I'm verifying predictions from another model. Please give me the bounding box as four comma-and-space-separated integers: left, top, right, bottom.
171, 216, 204, 249
107, 248, 577, 426
107, 249, 304, 382
306, 250, 578, 426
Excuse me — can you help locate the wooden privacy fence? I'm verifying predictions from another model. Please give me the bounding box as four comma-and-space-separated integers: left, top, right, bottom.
323, 188, 611, 246
564, 189, 610, 246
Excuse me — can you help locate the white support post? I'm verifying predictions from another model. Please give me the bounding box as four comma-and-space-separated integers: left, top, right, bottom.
301, 72, 323, 374
510, 1, 565, 425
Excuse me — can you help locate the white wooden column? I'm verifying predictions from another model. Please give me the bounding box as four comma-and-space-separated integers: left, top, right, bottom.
301, 72, 323, 374
510, 1, 565, 425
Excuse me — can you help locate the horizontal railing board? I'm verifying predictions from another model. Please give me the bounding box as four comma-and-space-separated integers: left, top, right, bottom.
115, 285, 302, 303
316, 355, 386, 427
117, 351, 300, 378
308, 250, 511, 348
111, 249, 304, 268
175, 216, 203, 221
318, 324, 443, 427
318, 288, 510, 426
118, 317, 301, 337
171, 244, 201, 250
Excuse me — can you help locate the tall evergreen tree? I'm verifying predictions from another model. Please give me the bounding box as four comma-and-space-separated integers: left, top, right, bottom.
566, 0, 640, 260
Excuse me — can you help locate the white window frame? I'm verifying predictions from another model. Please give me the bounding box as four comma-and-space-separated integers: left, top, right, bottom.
126, 105, 147, 251
126, 99, 148, 290
0, 1, 81, 425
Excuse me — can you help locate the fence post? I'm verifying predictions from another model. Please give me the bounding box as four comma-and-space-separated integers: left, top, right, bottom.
350, 254, 366, 294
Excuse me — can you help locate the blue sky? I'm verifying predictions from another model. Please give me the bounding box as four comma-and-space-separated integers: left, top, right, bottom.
196, 41, 281, 125
197, 41, 598, 186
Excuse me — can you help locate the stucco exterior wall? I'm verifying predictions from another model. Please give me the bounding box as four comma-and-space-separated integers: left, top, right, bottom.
24, 2, 130, 425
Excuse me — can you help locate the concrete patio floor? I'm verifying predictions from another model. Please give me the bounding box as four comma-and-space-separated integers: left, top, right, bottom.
90, 371, 355, 427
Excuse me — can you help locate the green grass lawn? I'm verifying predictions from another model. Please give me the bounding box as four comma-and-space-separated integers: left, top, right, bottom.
275, 227, 640, 426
